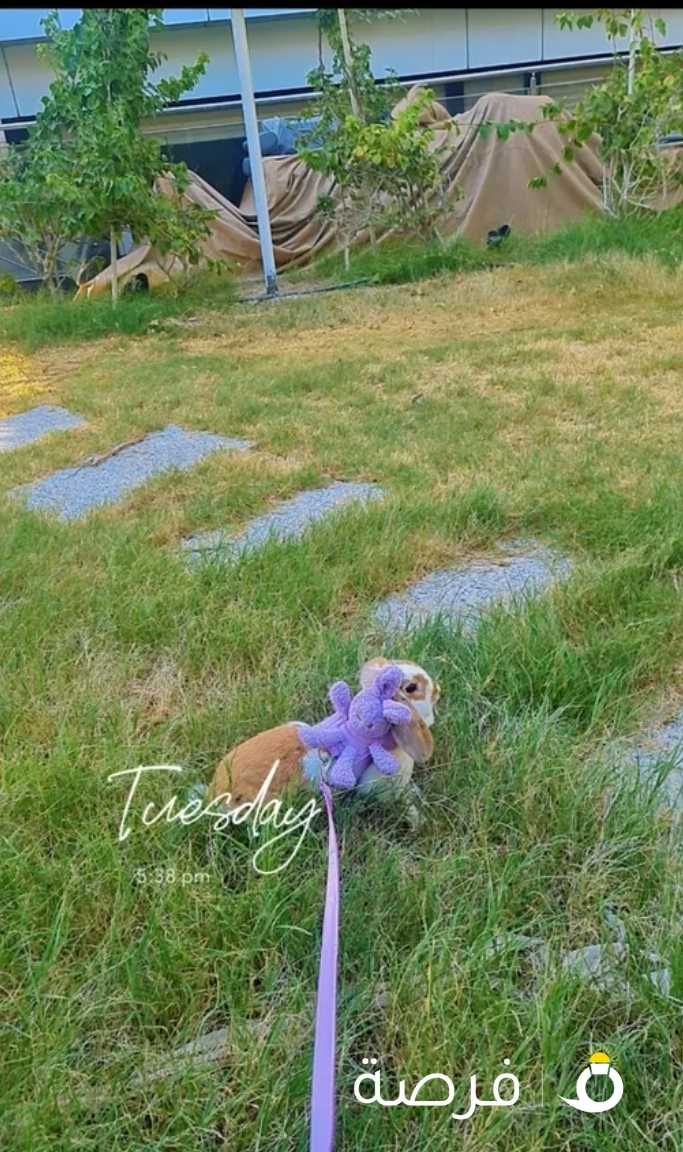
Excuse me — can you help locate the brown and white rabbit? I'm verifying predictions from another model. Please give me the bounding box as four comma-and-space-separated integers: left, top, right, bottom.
209, 657, 440, 825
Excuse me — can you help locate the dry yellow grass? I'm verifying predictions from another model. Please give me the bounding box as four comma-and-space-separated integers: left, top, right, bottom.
1, 257, 679, 543
0, 348, 52, 413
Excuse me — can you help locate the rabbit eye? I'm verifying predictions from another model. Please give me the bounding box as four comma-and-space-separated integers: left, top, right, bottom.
406, 683, 418, 694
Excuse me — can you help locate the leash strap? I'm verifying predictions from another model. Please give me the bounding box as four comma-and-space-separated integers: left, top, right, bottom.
309, 780, 339, 1152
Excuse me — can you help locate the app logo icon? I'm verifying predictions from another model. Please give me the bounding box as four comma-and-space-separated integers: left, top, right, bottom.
560, 1052, 623, 1114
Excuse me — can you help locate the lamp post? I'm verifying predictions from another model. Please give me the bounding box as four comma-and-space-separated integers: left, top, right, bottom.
230, 8, 278, 296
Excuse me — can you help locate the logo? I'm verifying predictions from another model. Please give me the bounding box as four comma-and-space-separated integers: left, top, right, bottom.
107, 761, 320, 875
560, 1052, 623, 1114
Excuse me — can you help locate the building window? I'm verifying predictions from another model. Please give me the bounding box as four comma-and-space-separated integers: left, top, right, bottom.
442, 81, 465, 116
3, 126, 29, 145
164, 137, 247, 205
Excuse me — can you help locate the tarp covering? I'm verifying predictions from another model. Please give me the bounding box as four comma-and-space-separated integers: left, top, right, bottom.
76, 90, 606, 297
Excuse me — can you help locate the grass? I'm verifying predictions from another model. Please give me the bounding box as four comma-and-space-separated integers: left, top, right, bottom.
1, 249, 683, 1150
304, 204, 683, 287
5, 208, 683, 351
307, 233, 494, 284
506, 204, 683, 268
0, 268, 236, 351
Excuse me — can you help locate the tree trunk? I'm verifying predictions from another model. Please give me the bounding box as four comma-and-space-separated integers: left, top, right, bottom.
41, 239, 61, 296
110, 226, 119, 307
602, 166, 611, 215
621, 157, 633, 211
337, 8, 362, 121
627, 9, 637, 96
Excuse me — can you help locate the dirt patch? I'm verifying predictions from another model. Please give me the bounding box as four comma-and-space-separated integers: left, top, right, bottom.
129, 654, 187, 725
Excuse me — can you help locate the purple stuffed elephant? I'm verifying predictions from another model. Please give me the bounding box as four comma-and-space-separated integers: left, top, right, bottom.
299, 664, 412, 790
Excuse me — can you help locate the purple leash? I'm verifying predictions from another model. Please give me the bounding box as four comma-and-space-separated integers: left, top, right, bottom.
309, 780, 339, 1152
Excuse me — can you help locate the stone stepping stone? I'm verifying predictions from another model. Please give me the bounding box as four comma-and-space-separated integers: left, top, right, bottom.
623, 710, 683, 811
0, 404, 84, 453
487, 914, 671, 997
11, 424, 252, 521
183, 480, 384, 563
375, 538, 571, 632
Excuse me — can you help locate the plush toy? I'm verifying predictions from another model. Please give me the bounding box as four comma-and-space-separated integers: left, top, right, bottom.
299, 664, 412, 790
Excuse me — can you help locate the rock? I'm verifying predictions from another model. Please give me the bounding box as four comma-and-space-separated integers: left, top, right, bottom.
375, 538, 571, 632
11, 425, 252, 521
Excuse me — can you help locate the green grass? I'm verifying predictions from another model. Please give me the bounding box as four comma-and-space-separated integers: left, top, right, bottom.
5, 207, 683, 353
0, 269, 236, 351
300, 205, 683, 288
307, 233, 494, 284
1, 253, 682, 1149
507, 204, 683, 268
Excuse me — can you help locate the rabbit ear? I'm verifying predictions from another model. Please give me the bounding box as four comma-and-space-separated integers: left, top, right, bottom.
393, 697, 434, 763
359, 656, 389, 689
383, 700, 412, 726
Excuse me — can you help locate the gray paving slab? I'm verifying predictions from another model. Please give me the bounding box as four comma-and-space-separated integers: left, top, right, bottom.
623, 711, 683, 811
486, 914, 671, 998
0, 405, 84, 453
375, 538, 571, 631
183, 480, 384, 563
11, 424, 252, 521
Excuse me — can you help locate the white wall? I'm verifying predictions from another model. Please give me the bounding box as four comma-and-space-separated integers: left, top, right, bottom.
2, 41, 54, 118
0, 49, 17, 117
541, 8, 629, 58
151, 18, 321, 100
2, 9, 683, 124
468, 9, 542, 68
358, 10, 468, 77
151, 25, 236, 103
240, 16, 320, 91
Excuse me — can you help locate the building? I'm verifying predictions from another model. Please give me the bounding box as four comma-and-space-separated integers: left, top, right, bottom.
1, 7, 682, 204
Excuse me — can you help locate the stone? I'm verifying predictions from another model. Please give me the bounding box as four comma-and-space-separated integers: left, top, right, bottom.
375, 538, 571, 631
560, 942, 627, 990
183, 480, 383, 563
11, 424, 252, 521
627, 711, 683, 811
483, 912, 672, 998
0, 404, 84, 453
131, 1027, 233, 1084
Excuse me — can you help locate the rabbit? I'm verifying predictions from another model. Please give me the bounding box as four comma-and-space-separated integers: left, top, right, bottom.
209, 657, 440, 827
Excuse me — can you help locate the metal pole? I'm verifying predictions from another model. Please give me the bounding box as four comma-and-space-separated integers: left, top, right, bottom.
230, 8, 278, 296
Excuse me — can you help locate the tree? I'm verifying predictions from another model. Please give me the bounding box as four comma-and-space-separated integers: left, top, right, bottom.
0, 9, 212, 301
0, 125, 83, 293
529, 10, 683, 215
300, 11, 447, 267
336, 9, 362, 121
312, 9, 401, 129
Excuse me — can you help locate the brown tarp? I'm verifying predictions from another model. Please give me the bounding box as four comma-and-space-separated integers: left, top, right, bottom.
77, 90, 606, 297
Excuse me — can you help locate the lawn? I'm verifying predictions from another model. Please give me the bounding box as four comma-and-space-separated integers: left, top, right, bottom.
1, 252, 682, 1150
